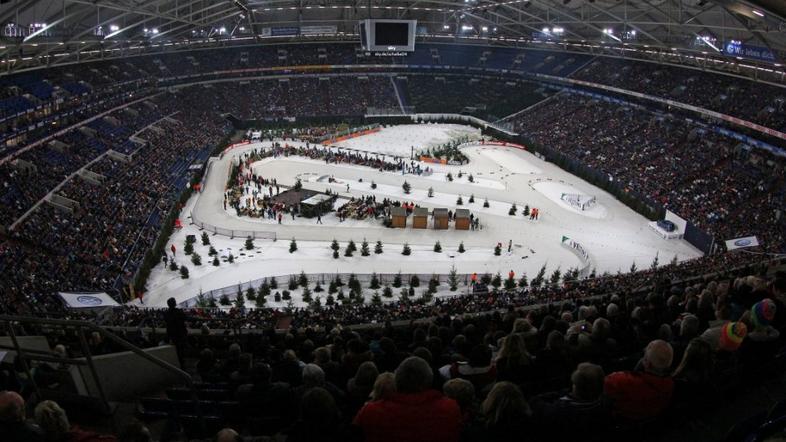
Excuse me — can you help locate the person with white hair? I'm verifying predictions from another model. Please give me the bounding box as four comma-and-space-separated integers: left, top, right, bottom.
34, 399, 116, 442
603, 339, 674, 421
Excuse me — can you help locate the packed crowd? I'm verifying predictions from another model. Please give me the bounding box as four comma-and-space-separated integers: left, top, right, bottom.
2, 41, 785, 159
0, 94, 232, 315
574, 58, 786, 132
0, 103, 167, 228
512, 94, 786, 251
2, 260, 785, 441
176, 76, 399, 121
404, 75, 552, 121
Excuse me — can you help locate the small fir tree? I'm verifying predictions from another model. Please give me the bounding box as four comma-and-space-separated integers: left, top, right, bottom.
375, 240, 384, 254
402, 243, 411, 256
302, 286, 313, 303
448, 265, 459, 291
393, 272, 403, 288
289, 238, 298, 253
549, 268, 562, 285
369, 273, 380, 289
434, 241, 442, 253
361, 239, 370, 256
180, 265, 189, 279
491, 272, 502, 288
234, 290, 245, 309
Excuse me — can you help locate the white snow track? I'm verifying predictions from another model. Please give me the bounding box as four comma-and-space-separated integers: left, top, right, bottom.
139, 128, 703, 308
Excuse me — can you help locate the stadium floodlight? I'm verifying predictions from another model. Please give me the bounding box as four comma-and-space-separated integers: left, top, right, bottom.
151, 28, 159, 34
461, 24, 473, 31
752, 9, 764, 17
109, 24, 119, 32
552, 27, 564, 34
481, 26, 488, 32
443, 24, 450, 30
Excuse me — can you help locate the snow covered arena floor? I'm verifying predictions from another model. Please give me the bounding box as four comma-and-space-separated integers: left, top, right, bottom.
138, 124, 703, 308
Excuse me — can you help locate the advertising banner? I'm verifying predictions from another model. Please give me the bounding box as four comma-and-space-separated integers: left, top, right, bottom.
725, 236, 760, 250
59, 292, 120, 308
723, 41, 776, 62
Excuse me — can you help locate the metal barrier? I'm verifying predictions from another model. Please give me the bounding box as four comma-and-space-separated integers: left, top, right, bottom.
0, 314, 201, 429
190, 211, 277, 240
178, 271, 473, 307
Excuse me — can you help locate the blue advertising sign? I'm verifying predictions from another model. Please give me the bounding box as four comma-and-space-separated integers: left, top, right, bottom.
271, 26, 299, 37
723, 40, 776, 62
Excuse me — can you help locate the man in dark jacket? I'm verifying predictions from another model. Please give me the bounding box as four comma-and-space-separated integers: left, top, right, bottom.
531, 362, 611, 441
163, 297, 188, 366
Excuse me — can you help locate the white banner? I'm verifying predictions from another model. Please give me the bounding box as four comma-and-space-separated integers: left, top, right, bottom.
725, 236, 760, 250
300, 25, 337, 36
59, 292, 120, 308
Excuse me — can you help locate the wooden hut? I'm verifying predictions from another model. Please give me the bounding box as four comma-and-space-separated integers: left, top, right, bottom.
391, 206, 408, 228
413, 207, 428, 229
433, 208, 449, 230
455, 209, 470, 230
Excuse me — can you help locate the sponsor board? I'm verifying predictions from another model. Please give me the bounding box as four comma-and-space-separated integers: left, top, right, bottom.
725, 235, 760, 251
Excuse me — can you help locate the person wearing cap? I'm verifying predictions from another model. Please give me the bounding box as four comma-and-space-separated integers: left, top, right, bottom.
603, 339, 674, 421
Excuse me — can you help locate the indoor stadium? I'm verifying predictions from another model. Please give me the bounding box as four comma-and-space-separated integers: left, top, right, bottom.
0, 0, 785, 441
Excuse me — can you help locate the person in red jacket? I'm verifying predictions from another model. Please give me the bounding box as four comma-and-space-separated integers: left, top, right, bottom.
354, 356, 462, 442
603, 339, 674, 421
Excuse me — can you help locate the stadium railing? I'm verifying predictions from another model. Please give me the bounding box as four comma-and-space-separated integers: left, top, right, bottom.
0, 314, 202, 429
190, 211, 277, 241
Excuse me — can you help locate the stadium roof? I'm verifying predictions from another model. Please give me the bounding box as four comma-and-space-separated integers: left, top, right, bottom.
0, 0, 784, 75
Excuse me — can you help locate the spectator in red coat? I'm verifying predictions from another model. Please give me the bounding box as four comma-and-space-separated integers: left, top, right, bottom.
604, 339, 674, 421
354, 356, 462, 442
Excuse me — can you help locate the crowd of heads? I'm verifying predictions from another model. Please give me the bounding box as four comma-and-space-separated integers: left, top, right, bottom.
511, 94, 786, 252
0, 93, 232, 315
1, 262, 785, 441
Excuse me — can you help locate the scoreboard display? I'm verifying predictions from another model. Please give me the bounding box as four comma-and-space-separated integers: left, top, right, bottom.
359, 19, 417, 53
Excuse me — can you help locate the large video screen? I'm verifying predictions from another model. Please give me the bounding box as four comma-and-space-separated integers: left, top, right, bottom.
359, 19, 417, 52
